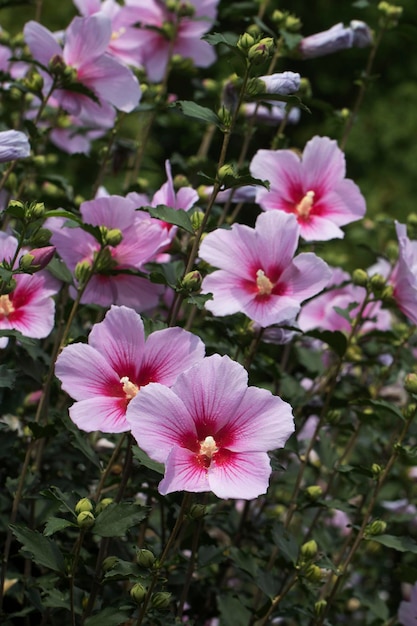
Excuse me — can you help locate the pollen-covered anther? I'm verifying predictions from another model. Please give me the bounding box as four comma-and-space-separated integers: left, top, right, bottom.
256, 269, 273, 295
0, 294, 15, 317
120, 376, 139, 400
111, 27, 126, 41
199, 435, 219, 459
295, 190, 315, 218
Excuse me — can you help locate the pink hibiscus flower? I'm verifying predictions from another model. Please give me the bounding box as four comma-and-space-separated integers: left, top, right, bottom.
23, 13, 141, 118
55, 305, 205, 433
388, 222, 417, 325
124, 0, 218, 82
126, 354, 294, 499
199, 211, 331, 328
0, 233, 59, 346
250, 136, 366, 241
48, 195, 171, 310
298, 267, 391, 333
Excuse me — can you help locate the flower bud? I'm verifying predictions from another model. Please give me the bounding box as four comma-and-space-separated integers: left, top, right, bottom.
303, 563, 322, 583
105, 228, 123, 247
136, 549, 156, 568
130, 583, 147, 604
48, 54, 66, 75
77, 511, 95, 529
177, 2, 195, 18
405, 373, 417, 395
19, 246, 55, 273
173, 174, 189, 190
352, 268, 368, 287
189, 503, 207, 519
151, 591, 172, 609
248, 38, 275, 64
285, 15, 302, 32
217, 106, 233, 128
314, 599, 327, 617
102, 556, 119, 572
75, 497, 94, 514
237, 32, 256, 52
217, 164, 236, 181
300, 540, 318, 560
74, 259, 93, 285
365, 519, 387, 536
305, 485, 323, 500
190, 210, 204, 232
369, 273, 386, 294
371, 463, 383, 478
403, 403, 417, 420
271, 10, 286, 26
181, 270, 202, 292
25, 202, 45, 220
95, 497, 113, 514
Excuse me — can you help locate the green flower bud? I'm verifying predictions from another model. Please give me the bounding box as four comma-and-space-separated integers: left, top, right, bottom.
405, 374, 417, 395
217, 163, 236, 181
237, 32, 256, 52
403, 403, 417, 420
95, 497, 113, 514
305, 485, 323, 500
303, 563, 322, 583
130, 583, 147, 604
365, 519, 387, 536
181, 270, 202, 292
136, 549, 156, 568
369, 273, 386, 294
190, 210, 204, 232
188, 503, 207, 519
300, 540, 318, 560
352, 268, 368, 287
74, 259, 93, 284
371, 463, 383, 478
314, 599, 327, 617
105, 228, 123, 247
248, 38, 275, 64
177, 2, 195, 18
217, 105, 232, 128
75, 497, 94, 514
151, 591, 172, 609
25, 202, 45, 220
173, 174, 189, 190
161, 21, 176, 41
77, 510, 95, 529
271, 10, 286, 26
102, 556, 119, 572
285, 15, 302, 32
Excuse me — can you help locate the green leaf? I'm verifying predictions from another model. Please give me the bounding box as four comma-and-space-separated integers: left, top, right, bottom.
149, 259, 185, 289
60, 413, 101, 468
0, 364, 16, 388
219, 173, 270, 191
281, 30, 303, 51
366, 534, 417, 553
93, 502, 148, 537
43, 517, 77, 537
272, 523, 298, 564
47, 257, 74, 284
352, 0, 369, 7
366, 399, 405, 422
203, 32, 239, 47
175, 100, 221, 127
305, 330, 348, 358
185, 293, 213, 309
132, 446, 165, 474
84, 607, 130, 626
218, 594, 251, 626
10, 524, 66, 572
333, 302, 359, 323
148, 204, 194, 233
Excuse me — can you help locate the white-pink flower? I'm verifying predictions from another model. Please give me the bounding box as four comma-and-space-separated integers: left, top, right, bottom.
55, 305, 205, 433
24, 14, 141, 118
124, 0, 218, 82
0, 233, 59, 345
48, 194, 171, 311
398, 582, 417, 626
250, 136, 366, 241
389, 222, 417, 325
126, 354, 294, 499
199, 211, 331, 328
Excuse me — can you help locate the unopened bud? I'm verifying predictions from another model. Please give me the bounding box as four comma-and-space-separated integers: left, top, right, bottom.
48, 54, 66, 75
271, 10, 286, 26
365, 519, 387, 536
151, 591, 172, 609
136, 549, 156, 568
352, 268, 368, 287
75, 498, 94, 514
177, 2, 195, 18
102, 556, 119, 572
300, 540, 318, 560
95, 497, 113, 514
181, 270, 202, 292
77, 510, 95, 529
105, 228, 123, 247
285, 15, 302, 32
217, 163, 236, 181
74, 259, 93, 285
130, 583, 147, 604
189, 503, 207, 519
173, 174, 189, 190
248, 38, 275, 64
305, 485, 323, 500
403, 403, 417, 420
314, 599, 327, 617
369, 273, 386, 293
371, 463, 383, 478
405, 373, 417, 395
190, 210, 204, 232
19, 246, 55, 273
237, 32, 256, 51
25, 202, 45, 220
303, 563, 322, 583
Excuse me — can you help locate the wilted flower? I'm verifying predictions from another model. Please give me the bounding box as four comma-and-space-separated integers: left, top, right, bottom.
127, 354, 294, 499
55, 305, 205, 432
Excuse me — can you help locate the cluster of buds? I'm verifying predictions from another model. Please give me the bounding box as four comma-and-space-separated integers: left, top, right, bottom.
272, 10, 302, 33
237, 32, 275, 65
75, 498, 95, 529
166, 0, 195, 18
378, 2, 403, 28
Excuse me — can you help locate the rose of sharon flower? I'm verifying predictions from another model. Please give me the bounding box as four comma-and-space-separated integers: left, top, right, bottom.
0, 130, 30, 162
398, 582, 417, 625
48, 194, 170, 310
55, 305, 205, 433
124, 0, 218, 82
299, 21, 373, 59
0, 233, 59, 347
388, 222, 417, 325
24, 14, 141, 119
199, 211, 331, 328
250, 136, 366, 241
126, 354, 294, 499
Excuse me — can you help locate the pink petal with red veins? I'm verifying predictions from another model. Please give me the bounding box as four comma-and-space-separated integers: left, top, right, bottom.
242, 293, 300, 328
64, 14, 111, 67
301, 136, 346, 193
280, 252, 331, 301
254, 211, 300, 273
250, 149, 302, 208
127, 383, 196, 462
8, 274, 56, 338
140, 326, 205, 386
199, 223, 259, 278
159, 446, 210, 494
202, 270, 255, 316
208, 450, 272, 499
69, 395, 129, 433
88, 305, 145, 379
332, 179, 366, 221
55, 342, 121, 400
297, 214, 345, 241
24, 21, 62, 67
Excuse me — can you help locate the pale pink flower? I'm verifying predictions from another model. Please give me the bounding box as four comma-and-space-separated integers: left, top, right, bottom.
388, 222, 417, 325
48, 195, 171, 310
399, 583, 417, 625
298, 267, 391, 333
0, 130, 30, 162
299, 21, 372, 59
199, 211, 331, 328
0, 233, 59, 344
126, 354, 294, 499
55, 305, 205, 433
124, 0, 218, 82
250, 136, 366, 241
23, 14, 141, 118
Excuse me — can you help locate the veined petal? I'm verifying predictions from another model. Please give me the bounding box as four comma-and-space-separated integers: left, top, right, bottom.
250, 148, 302, 208
199, 222, 259, 278
64, 14, 111, 66
80, 53, 141, 112
88, 305, 145, 379
208, 450, 272, 499
24, 21, 62, 67
280, 252, 331, 301
202, 270, 255, 316
254, 211, 300, 272
55, 342, 121, 400
242, 293, 300, 328
69, 395, 129, 433
158, 446, 210, 495
297, 214, 345, 241
140, 326, 205, 386
301, 136, 346, 193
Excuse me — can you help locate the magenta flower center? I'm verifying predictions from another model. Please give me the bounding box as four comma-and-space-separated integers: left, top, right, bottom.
0, 294, 15, 318
256, 269, 274, 296
295, 190, 315, 218
120, 376, 139, 401
198, 435, 219, 468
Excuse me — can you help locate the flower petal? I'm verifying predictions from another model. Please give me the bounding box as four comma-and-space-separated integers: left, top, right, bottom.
280, 252, 331, 301
301, 136, 346, 193
208, 450, 272, 499
69, 395, 128, 433
158, 446, 210, 495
